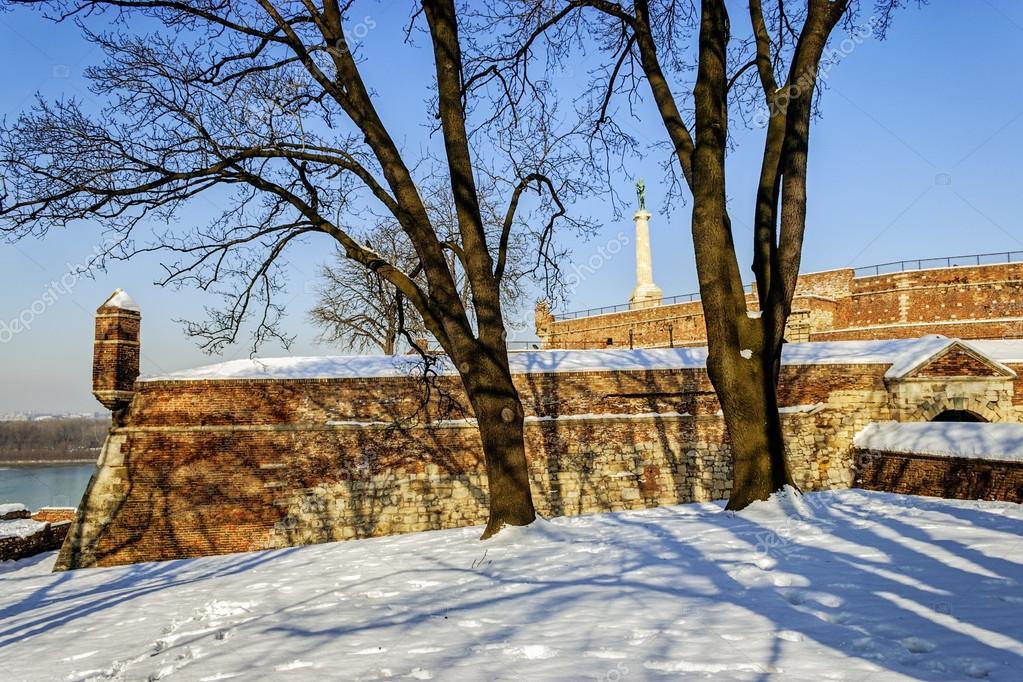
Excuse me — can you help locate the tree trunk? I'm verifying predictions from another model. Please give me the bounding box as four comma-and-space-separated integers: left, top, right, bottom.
460, 352, 536, 539
714, 347, 791, 510
688, 0, 792, 509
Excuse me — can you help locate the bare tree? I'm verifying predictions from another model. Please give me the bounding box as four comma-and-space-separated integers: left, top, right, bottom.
480, 0, 913, 508
310, 179, 529, 355
310, 223, 428, 355
0, 0, 591, 537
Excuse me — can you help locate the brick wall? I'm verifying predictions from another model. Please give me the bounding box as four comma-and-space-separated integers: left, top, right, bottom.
59, 335, 1023, 571
855, 450, 1023, 503
0, 521, 71, 562
58, 359, 902, 570
32, 508, 77, 524
541, 262, 1023, 349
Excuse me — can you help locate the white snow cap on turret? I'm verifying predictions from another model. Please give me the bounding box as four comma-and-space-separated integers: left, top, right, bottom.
100, 289, 141, 312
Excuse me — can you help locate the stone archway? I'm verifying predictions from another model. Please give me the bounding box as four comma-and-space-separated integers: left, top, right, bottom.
930, 409, 987, 423
911, 395, 1004, 423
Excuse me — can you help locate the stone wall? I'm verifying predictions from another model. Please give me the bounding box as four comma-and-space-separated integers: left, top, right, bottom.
60, 334, 1023, 571
855, 450, 1023, 503
0, 521, 72, 562
540, 262, 1023, 349
57, 360, 899, 570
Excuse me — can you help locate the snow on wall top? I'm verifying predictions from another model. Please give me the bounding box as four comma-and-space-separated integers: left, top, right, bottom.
0, 503, 27, 516
139, 336, 979, 382
100, 289, 141, 312
855, 421, 1023, 462
967, 339, 1023, 364
0, 518, 47, 539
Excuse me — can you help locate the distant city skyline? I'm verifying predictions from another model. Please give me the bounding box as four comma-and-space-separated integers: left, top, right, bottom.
2, 1, 1023, 412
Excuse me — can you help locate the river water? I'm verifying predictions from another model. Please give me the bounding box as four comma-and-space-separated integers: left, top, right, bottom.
0, 463, 95, 510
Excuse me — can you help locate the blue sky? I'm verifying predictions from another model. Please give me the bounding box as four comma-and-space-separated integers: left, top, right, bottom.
2, 1, 1023, 413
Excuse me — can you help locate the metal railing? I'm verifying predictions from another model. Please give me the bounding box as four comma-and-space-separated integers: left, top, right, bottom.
552, 250, 1023, 321
553, 291, 700, 321
852, 250, 1023, 277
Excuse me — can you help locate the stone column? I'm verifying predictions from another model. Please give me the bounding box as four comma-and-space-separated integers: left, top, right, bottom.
629, 209, 663, 309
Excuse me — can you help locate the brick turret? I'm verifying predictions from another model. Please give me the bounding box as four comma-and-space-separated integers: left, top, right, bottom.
92, 289, 141, 413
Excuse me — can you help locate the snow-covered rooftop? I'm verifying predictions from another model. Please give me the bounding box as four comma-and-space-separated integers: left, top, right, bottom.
855, 421, 1023, 462
100, 289, 140, 312
139, 335, 1007, 382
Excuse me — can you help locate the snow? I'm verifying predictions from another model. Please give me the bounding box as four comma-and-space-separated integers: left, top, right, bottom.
855, 421, 1023, 462
1, 490, 1021, 681
0, 518, 46, 539
0, 503, 26, 516
140, 336, 972, 382
968, 339, 1023, 364
326, 412, 693, 428
777, 403, 825, 414
740, 349, 753, 359
100, 289, 140, 312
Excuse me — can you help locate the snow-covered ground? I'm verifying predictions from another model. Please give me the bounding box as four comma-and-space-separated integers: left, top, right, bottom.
856, 422, 1023, 462
1, 490, 1021, 681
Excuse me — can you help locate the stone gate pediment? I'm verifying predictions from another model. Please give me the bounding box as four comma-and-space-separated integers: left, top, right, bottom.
891, 340, 1016, 382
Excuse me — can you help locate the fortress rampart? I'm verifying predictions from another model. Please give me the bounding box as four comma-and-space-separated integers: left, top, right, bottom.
537, 259, 1023, 349
58, 326, 1023, 570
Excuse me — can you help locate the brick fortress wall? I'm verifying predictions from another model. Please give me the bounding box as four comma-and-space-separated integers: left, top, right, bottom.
856, 451, 1023, 503
59, 343, 1023, 570
538, 262, 1023, 349
58, 361, 903, 570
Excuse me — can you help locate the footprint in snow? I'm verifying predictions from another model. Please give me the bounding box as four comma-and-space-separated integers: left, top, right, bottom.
959, 659, 996, 679
781, 589, 844, 608
900, 637, 936, 654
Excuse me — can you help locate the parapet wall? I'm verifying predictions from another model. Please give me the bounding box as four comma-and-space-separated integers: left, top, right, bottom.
59, 359, 899, 570
58, 336, 1023, 570
540, 262, 1023, 349
856, 451, 1023, 502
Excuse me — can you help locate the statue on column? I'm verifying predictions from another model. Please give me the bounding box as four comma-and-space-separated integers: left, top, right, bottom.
629, 178, 661, 309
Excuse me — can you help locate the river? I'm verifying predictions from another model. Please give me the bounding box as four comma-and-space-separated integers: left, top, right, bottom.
0, 463, 95, 510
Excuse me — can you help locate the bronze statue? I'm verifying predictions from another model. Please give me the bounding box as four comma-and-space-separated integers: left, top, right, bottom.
636, 178, 646, 211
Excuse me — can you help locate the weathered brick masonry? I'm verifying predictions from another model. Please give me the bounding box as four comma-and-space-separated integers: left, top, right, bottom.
856, 451, 1023, 502
1, 510, 74, 562
57, 332, 1023, 570
539, 262, 1023, 349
